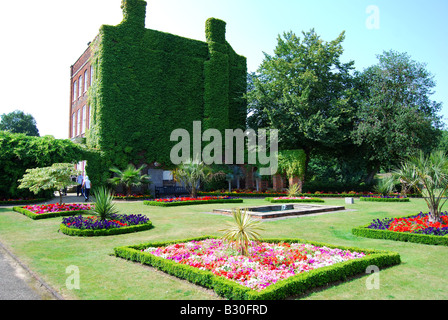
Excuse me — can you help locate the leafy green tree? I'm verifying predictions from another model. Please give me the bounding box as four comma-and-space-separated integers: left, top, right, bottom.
0, 132, 89, 198
108, 164, 151, 196
352, 50, 443, 182
392, 150, 448, 223
18, 163, 78, 204
0, 110, 39, 136
247, 29, 358, 179
173, 159, 221, 198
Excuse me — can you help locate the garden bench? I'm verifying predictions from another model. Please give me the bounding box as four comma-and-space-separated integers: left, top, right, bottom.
154, 186, 189, 198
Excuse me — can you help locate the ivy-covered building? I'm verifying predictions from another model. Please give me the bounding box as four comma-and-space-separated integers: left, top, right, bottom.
69, 0, 247, 192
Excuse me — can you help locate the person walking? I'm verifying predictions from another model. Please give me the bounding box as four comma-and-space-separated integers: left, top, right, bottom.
82, 176, 92, 202
76, 174, 84, 197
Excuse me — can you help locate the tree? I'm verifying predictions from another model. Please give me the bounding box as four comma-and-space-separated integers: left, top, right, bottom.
18, 163, 78, 204
0, 110, 39, 136
108, 164, 151, 196
174, 159, 218, 198
247, 29, 357, 180
392, 150, 448, 223
352, 50, 443, 182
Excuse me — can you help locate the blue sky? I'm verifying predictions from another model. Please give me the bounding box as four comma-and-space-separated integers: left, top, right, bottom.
0, 0, 446, 138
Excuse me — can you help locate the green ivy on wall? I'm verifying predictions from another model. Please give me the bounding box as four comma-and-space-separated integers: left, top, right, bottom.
86, 0, 247, 185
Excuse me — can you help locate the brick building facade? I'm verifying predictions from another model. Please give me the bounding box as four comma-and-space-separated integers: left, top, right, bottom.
69, 46, 93, 140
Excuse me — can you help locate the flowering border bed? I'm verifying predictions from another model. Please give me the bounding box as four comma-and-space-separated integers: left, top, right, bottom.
13, 203, 94, 220
198, 191, 422, 198
143, 196, 243, 207
360, 196, 410, 202
265, 197, 324, 203
59, 214, 153, 237
113, 194, 153, 201
114, 236, 400, 300
352, 212, 448, 246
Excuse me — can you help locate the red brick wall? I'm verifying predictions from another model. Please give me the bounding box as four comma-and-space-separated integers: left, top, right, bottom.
69, 46, 92, 139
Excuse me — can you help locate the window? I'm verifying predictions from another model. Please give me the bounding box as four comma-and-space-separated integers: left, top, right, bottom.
78, 75, 83, 98
77, 109, 81, 135
72, 113, 76, 137
81, 106, 86, 134
163, 171, 174, 181
84, 70, 88, 92
90, 65, 94, 84
73, 81, 77, 101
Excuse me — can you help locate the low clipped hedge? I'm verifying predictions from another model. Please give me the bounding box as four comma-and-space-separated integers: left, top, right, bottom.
264, 197, 325, 203
13, 206, 93, 220
352, 216, 448, 246
59, 221, 153, 237
114, 236, 401, 300
360, 197, 410, 202
143, 198, 243, 207
0, 198, 46, 206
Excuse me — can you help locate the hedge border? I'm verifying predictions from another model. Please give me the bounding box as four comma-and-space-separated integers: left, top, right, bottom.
59, 221, 153, 237
359, 197, 410, 202
13, 206, 94, 220
0, 198, 47, 206
352, 213, 448, 246
143, 199, 243, 207
264, 197, 325, 203
113, 235, 400, 300
198, 192, 421, 198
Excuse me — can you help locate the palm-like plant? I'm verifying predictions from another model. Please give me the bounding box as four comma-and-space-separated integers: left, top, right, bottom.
174, 159, 214, 198
373, 175, 397, 196
392, 150, 448, 223
92, 186, 118, 220
108, 164, 151, 196
287, 183, 301, 197
220, 208, 264, 256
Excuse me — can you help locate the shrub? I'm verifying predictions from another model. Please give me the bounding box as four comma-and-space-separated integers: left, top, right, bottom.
114, 236, 400, 300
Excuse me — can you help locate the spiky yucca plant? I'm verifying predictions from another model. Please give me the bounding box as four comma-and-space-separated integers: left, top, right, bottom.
92, 186, 118, 220
220, 208, 264, 256
287, 184, 301, 197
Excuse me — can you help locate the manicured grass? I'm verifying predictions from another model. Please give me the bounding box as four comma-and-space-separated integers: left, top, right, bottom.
0, 198, 447, 300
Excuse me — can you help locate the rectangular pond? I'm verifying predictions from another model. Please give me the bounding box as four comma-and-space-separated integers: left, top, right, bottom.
213, 203, 346, 220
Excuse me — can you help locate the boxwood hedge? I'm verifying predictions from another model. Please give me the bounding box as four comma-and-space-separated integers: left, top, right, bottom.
114, 236, 401, 300
13, 206, 94, 220
59, 221, 153, 237
352, 214, 448, 246
143, 198, 243, 207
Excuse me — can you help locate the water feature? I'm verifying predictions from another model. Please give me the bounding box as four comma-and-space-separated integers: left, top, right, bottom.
213, 203, 346, 220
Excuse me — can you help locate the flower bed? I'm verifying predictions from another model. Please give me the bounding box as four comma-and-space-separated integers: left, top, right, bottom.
114, 236, 400, 300
352, 212, 448, 246
360, 195, 410, 202
265, 196, 324, 203
143, 196, 243, 207
113, 193, 153, 201
13, 203, 94, 220
199, 190, 421, 198
59, 213, 153, 237
0, 198, 46, 205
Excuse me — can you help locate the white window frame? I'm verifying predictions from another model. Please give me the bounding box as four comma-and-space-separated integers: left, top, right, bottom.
78, 75, 83, 98
73, 80, 77, 101
81, 105, 86, 134
84, 70, 88, 92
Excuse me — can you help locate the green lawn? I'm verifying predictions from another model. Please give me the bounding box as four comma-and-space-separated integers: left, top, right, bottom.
0, 198, 447, 300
